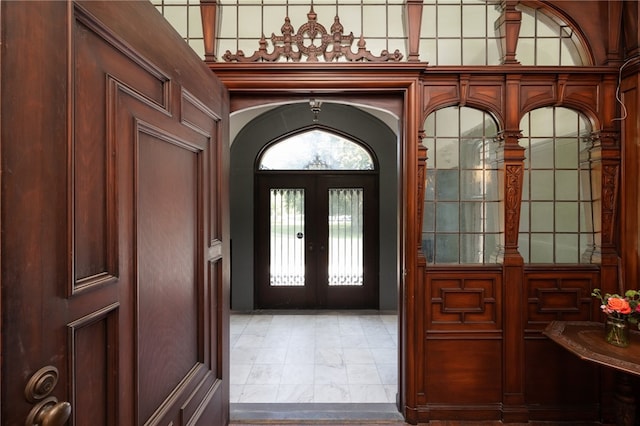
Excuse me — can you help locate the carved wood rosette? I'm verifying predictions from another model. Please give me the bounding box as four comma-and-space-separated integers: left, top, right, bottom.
222, 7, 403, 63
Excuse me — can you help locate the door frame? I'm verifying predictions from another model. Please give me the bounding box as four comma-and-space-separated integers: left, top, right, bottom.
210, 67, 423, 417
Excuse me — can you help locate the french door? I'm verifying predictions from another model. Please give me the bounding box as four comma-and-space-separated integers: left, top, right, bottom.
256, 173, 378, 309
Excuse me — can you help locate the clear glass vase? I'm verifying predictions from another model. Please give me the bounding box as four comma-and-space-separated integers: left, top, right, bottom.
605, 315, 630, 347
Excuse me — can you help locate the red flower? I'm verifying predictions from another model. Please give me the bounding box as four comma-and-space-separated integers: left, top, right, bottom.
607, 297, 632, 315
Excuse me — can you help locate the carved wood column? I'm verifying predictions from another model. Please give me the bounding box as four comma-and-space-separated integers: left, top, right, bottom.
402, 78, 424, 425
606, 0, 623, 64
501, 74, 527, 423
495, 0, 521, 65
200, 0, 218, 62
592, 73, 622, 299
405, 0, 424, 62
586, 131, 621, 290
417, 131, 427, 254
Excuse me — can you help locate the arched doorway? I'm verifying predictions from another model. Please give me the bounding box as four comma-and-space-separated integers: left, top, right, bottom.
255, 128, 379, 309
229, 102, 399, 312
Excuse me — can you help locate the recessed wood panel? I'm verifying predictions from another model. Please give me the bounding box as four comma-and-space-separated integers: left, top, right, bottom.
208, 258, 221, 375
519, 83, 556, 114
136, 128, 201, 424
525, 271, 597, 327
524, 338, 599, 420
563, 83, 600, 110
182, 89, 220, 138
73, 19, 119, 292
468, 83, 503, 120
423, 83, 459, 113
74, 12, 170, 110
427, 273, 501, 328
425, 339, 502, 404
68, 304, 119, 426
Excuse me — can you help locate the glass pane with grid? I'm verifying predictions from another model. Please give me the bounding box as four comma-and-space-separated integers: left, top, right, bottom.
216, 0, 407, 62
518, 107, 594, 264
419, 0, 501, 65
516, 4, 589, 66
150, 0, 205, 58
422, 107, 501, 264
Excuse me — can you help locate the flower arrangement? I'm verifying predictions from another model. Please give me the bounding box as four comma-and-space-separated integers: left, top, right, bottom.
592, 288, 640, 347
592, 288, 640, 324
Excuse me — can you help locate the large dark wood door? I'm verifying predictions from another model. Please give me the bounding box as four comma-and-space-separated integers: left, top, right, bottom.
256, 173, 378, 309
1, 2, 229, 425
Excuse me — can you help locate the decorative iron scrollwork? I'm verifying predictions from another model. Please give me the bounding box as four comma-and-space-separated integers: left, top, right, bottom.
223, 7, 403, 63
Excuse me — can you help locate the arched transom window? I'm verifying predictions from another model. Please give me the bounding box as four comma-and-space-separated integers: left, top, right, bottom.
258, 129, 375, 171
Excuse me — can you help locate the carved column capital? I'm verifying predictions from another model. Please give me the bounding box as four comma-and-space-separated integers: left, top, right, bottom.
590, 130, 620, 148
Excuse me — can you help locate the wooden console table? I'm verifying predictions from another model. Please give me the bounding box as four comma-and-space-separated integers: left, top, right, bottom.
543, 321, 640, 426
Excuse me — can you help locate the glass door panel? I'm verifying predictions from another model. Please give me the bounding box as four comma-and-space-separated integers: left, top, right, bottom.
270, 188, 305, 286
328, 188, 364, 286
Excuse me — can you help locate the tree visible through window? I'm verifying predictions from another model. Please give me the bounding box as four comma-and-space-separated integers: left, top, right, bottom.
259, 129, 374, 171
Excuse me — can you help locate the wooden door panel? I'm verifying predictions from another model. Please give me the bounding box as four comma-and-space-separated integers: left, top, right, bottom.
1, 2, 229, 425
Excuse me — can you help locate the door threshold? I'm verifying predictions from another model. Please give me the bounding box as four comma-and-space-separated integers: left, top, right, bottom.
230, 403, 404, 424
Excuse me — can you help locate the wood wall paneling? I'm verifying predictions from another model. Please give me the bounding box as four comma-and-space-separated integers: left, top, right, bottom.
203, 1, 635, 423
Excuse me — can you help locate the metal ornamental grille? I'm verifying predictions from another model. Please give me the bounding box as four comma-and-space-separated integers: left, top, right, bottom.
328, 188, 364, 286
270, 188, 305, 286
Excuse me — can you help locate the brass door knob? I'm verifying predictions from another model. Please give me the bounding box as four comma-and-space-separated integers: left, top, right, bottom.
25, 396, 71, 426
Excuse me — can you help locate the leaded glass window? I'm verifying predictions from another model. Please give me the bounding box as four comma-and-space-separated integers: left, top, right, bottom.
422, 107, 501, 264
518, 107, 594, 263
516, 4, 589, 66
419, 0, 502, 65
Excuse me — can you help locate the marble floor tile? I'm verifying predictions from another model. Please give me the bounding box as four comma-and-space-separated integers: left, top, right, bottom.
314, 383, 351, 403
346, 364, 382, 385
230, 312, 398, 404
275, 384, 315, 403
315, 364, 348, 384
246, 364, 284, 385
238, 384, 280, 403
